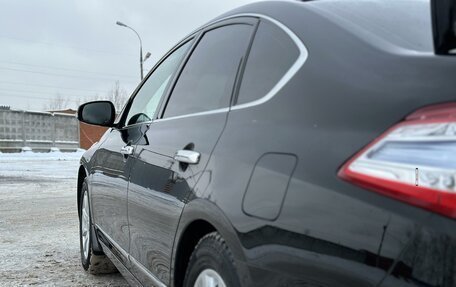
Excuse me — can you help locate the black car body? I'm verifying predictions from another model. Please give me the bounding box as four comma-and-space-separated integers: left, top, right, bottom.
77, 1, 456, 286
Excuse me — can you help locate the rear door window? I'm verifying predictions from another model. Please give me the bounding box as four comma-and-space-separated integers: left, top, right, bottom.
236, 20, 299, 105
163, 23, 254, 118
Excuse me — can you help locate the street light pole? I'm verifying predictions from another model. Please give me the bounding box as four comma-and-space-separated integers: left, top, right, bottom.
116, 21, 144, 81
140, 44, 143, 81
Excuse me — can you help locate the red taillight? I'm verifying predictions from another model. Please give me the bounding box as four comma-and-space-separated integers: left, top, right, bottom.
338, 103, 456, 219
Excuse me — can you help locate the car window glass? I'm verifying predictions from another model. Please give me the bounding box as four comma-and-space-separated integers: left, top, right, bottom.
163, 24, 253, 118
125, 40, 192, 126
236, 20, 299, 105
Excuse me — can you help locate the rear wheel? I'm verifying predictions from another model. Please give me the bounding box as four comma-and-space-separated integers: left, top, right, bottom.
194, 269, 227, 287
183, 232, 240, 287
79, 179, 117, 274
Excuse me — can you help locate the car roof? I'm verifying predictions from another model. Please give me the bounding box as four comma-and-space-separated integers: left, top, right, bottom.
304, 0, 433, 52
220, 0, 434, 53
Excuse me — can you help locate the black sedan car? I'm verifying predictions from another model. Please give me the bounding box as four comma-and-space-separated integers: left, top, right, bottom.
76, 1, 456, 286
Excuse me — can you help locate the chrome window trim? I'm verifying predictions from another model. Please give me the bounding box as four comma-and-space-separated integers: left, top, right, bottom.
153, 13, 308, 123
231, 13, 308, 110
154, 107, 229, 123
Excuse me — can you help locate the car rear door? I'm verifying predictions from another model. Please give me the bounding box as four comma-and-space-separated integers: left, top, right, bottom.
127, 17, 257, 285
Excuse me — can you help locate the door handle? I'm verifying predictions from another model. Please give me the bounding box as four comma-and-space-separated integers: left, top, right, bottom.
120, 145, 134, 155
174, 150, 200, 164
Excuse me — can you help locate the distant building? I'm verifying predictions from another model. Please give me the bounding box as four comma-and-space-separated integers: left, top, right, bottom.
49, 109, 108, 150
0, 108, 79, 152
48, 108, 76, 114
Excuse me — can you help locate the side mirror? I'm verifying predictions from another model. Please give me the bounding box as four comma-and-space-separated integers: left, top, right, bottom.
77, 101, 116, 127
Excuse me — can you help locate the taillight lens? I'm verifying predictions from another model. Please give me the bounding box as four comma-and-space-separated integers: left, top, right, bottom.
338, 103, 456, 219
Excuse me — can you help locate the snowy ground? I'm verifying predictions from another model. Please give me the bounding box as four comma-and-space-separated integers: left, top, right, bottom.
0, 151, 128, 286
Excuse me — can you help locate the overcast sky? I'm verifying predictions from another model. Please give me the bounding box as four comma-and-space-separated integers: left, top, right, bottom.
0, 0, 260, 111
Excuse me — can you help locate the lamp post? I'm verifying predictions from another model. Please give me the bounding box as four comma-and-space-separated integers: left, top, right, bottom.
116, 21, 146, 80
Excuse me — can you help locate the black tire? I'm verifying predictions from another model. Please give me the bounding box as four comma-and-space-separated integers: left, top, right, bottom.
183, 232, 241, 287
79, 179, 117, 274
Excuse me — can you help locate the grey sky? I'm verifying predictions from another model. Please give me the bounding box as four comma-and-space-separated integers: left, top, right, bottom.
0, 0, 260, 110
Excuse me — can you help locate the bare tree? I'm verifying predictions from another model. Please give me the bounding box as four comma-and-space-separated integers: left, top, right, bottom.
44, 81, 128, 112
45, 93, 71, 111
107, 81, 128, 111
75, 94, 102, 109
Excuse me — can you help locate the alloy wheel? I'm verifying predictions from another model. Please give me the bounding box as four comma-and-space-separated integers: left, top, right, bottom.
81, 191, 90, 260
193, 269, 226, 287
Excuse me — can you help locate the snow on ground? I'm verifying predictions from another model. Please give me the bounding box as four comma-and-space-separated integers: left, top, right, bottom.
0, 151, 128, 286
0, 150, 84, 179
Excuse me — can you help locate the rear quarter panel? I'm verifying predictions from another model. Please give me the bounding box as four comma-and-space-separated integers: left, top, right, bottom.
191, 2, 456, 286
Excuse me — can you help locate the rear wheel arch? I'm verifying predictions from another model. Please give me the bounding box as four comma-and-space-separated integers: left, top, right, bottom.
173, 219, 216, 287
172, 199, 250, 287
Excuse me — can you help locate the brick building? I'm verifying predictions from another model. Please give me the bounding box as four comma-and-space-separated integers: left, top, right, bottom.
79, 122, 108, 150
49, 109, 108, 150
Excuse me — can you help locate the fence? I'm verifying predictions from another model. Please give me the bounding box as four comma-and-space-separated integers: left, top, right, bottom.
0, 109, 79, 152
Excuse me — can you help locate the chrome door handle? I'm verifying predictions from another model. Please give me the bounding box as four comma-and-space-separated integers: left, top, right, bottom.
120, 145, 134, 155
174, 150, 200, 164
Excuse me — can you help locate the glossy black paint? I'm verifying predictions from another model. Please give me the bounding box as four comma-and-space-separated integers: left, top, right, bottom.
431, 0, 456, 54
89, 124, 148, 266
78, 1, 456, 287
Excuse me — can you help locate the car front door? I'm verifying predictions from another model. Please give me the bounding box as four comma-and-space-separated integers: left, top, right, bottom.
127, 18, 257, 285
91, 38, 193, 267
89, 122, 143, 265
